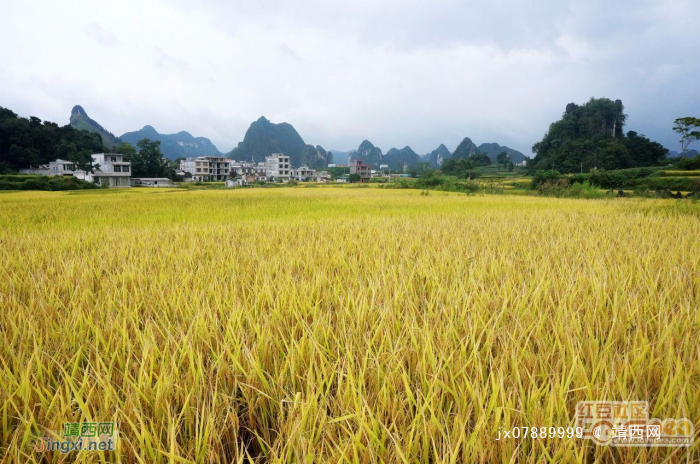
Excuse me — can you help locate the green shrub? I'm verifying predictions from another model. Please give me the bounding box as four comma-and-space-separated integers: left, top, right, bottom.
675, 155, 700, 171
21, 178, 49, 190
0, 181, 20, 190
659, 170, 700, 177
0, 175, 98, 191
586, 167, 660, 189
416, 174, 448, 188
633, 177, 699, 192
565, 181, 608, 198
537, 180, 608, 199
531, 170, 562, 188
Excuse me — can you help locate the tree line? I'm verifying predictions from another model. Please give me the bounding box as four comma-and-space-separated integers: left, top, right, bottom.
0, 105, 180, 179
0, 106, 103, 173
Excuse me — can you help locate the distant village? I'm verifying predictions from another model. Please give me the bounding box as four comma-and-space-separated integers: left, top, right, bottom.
20, 153, 407, 188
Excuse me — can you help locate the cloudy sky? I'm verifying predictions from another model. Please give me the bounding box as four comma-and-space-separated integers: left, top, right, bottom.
1, 0, 698, 155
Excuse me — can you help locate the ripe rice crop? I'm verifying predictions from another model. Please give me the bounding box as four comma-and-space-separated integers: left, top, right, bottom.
1, 188, 698, 463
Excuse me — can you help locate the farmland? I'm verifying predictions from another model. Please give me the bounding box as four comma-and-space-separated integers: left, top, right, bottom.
1, 188, 699, 463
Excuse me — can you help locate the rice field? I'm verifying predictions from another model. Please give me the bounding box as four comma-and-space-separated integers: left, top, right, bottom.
1, 188, 699, 463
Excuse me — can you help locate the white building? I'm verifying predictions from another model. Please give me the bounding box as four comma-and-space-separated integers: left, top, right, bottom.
22, 154, 132, 187
225, 178, 248, 188
180, 156, 231, 181
292, 166, 316, 181
78, 153, 132, 187
130, 178, 175, 187
230, 161, 257, 177
315, 171, 331, 182
20, 159, 81, 176
264, 154, 291, 181
48, 159, 79, 175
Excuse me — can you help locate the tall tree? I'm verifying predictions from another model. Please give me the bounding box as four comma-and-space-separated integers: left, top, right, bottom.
673, 117, 700, 153
496, 151, 510, 168
123, 139, 170, 178
466, 152, 492, 167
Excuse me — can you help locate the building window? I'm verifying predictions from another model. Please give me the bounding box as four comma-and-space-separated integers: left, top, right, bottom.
123, 165, 130, 172
196, 168, 201, 173
114, 165, 121, 172
110, 157, 117, 162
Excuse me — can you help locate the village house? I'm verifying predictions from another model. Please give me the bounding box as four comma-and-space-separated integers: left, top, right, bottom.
130, 178, 175, 187
175, 170, 193, 182
82, 153, 132, 187
20, 159, 79, 176
225, 178, 248, 188
21, 153, 132, 187
315, 171, 331, 182
264, 154, 291, 181
230, 161, 257, 177
292, 165, 316, 181
349, 160, 371, 182
180, 156, 231, 181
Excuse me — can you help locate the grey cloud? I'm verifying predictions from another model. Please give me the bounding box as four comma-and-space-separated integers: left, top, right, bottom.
0, 0, 697, 155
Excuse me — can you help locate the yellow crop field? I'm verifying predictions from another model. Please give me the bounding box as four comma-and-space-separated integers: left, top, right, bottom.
1, 188, 699, 463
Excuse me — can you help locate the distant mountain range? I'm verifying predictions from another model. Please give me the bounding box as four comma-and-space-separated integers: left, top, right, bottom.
69, 105, 528, 167
338, 138, 527, 170
229, 116, 331, 169
354, 141, 384, 166
120, 125, 222, 159
451, 137, 527, 164
328, 150, 356, 165
668, 149, 699, 158
476, 142, 527, 164
384, 146, 422, 171
69, 105, 222, 159
422, 144, 451, 168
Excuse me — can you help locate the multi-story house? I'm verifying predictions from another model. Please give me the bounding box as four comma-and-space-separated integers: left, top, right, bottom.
84, 153, 132, 187
230, 161, 258, 177
180, 156, 231, 181
254, 165, 268, 182
349, 160, 372, 182
315, 171, 331, 182
292, 166, 316, 181
21, 153, 132, 187
48, 159, 79, 175
21, 159, 83, 176
264, 154, 291, 181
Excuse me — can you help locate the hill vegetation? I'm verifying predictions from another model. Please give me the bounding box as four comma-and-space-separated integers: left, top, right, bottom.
0, 106, 105, 172
530, 98, 667, 172
477, 142, 526, 164
120, 125, 222, 160
353, 140, 384, 166
422, 144, 450, 168
384, 146, 422, 170
68, 105, 224, 160
0, 174, 100, 191
69, 105, 121, 149
230, 116, 331, 168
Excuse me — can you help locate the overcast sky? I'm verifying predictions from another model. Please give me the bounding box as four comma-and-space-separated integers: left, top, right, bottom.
1, 0, 698, 155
